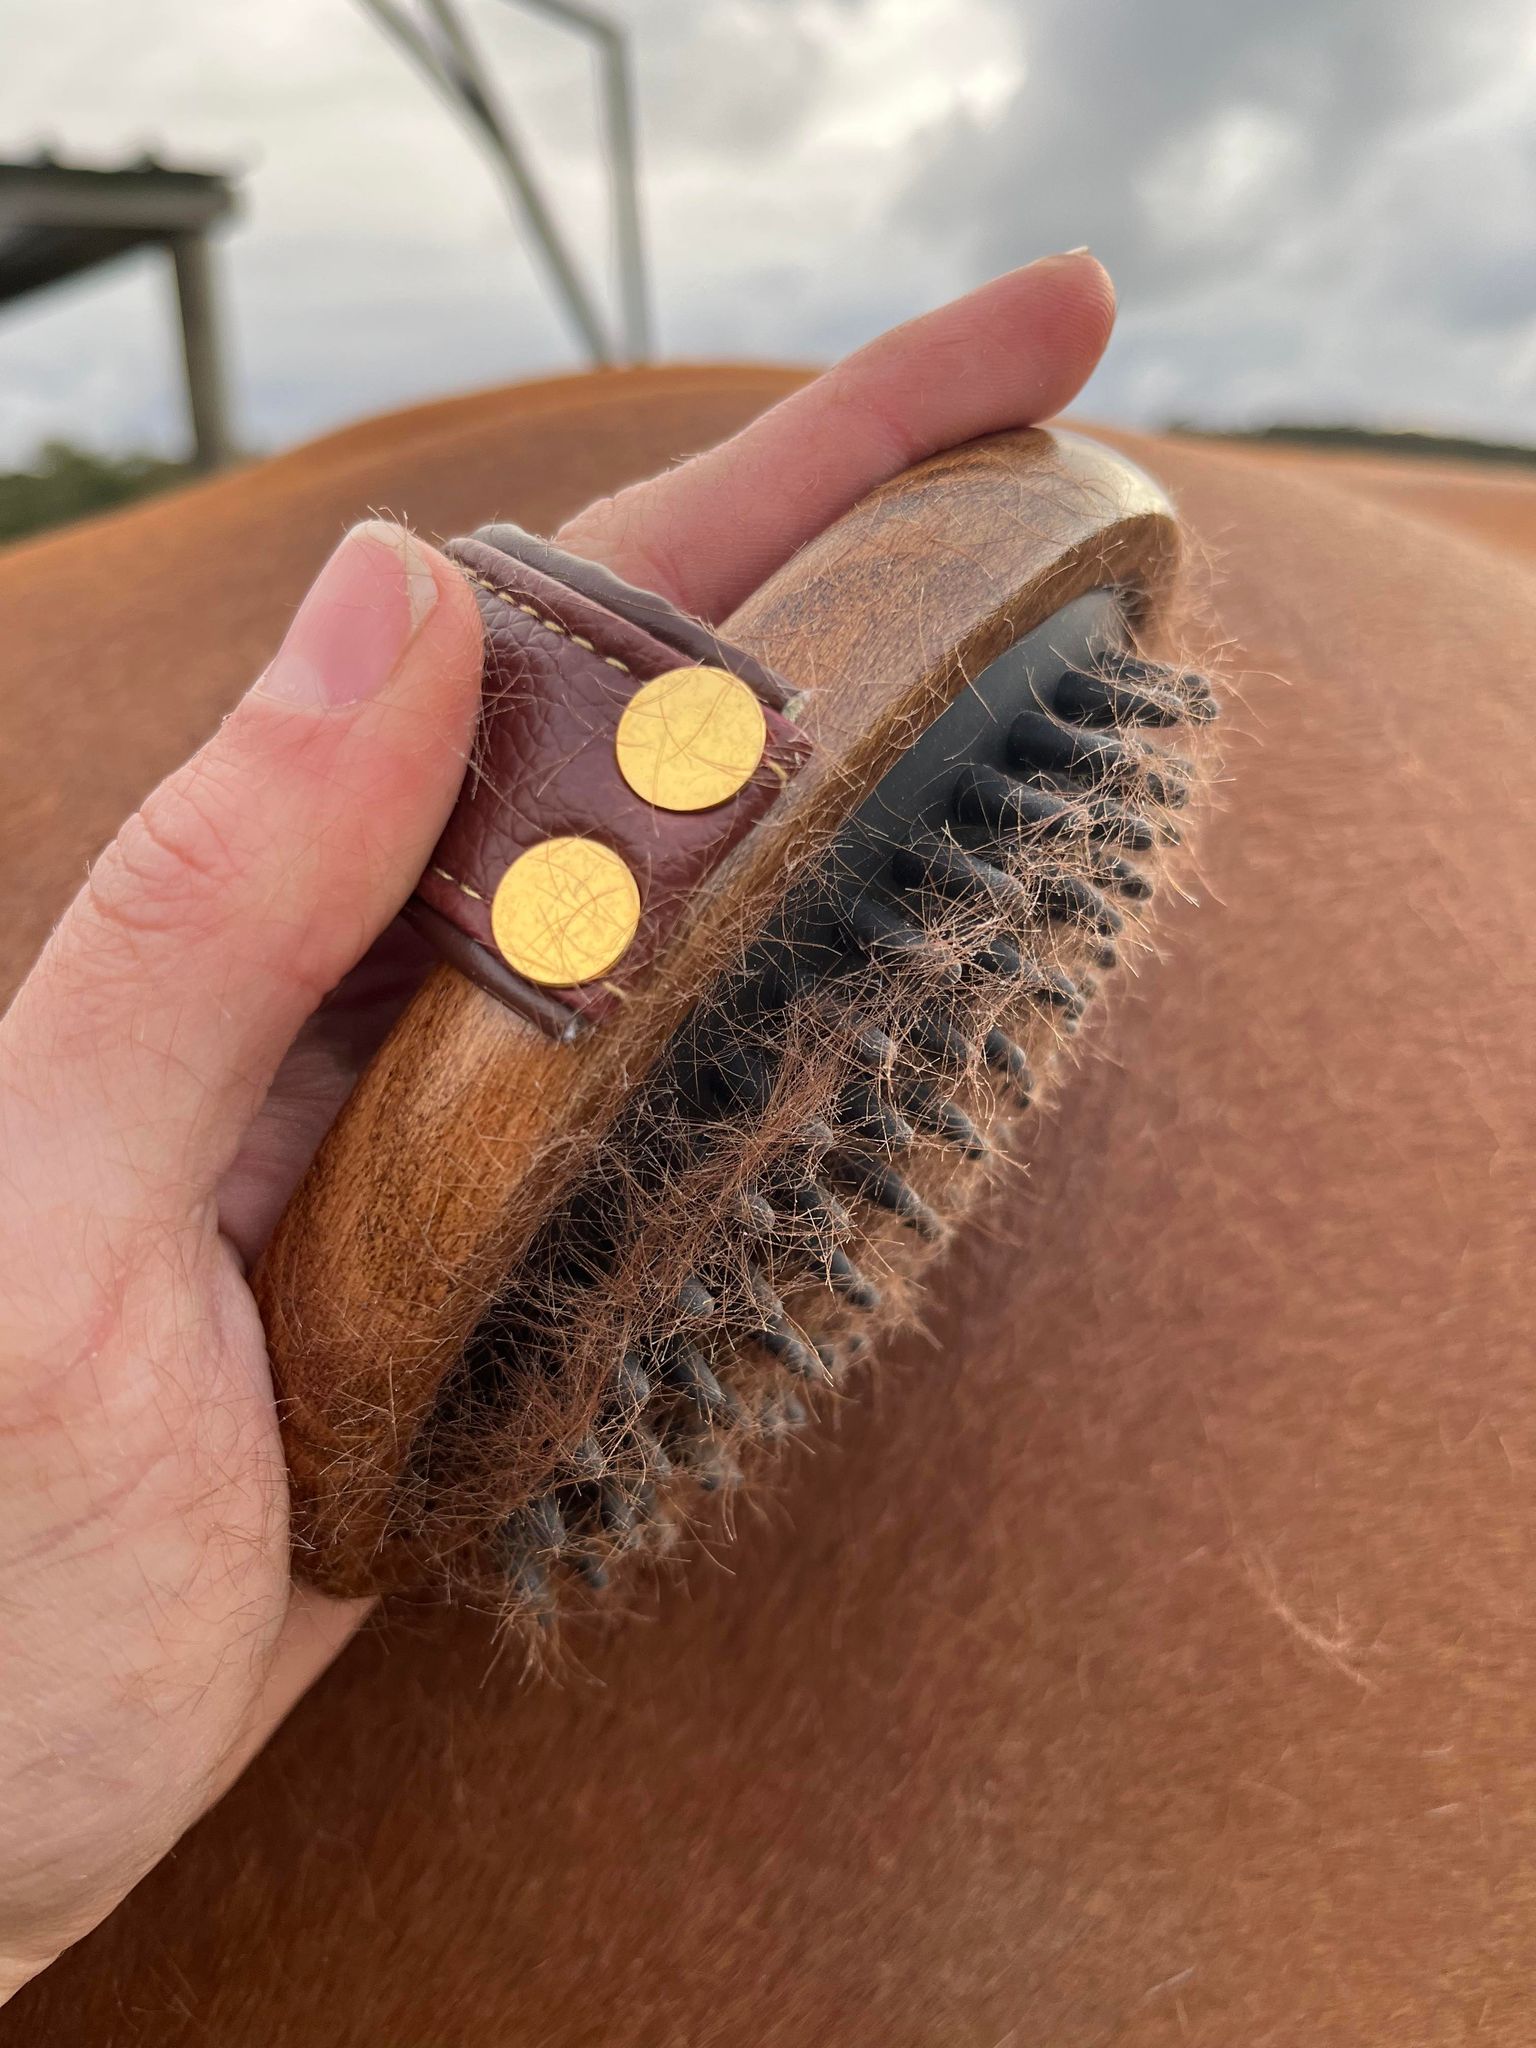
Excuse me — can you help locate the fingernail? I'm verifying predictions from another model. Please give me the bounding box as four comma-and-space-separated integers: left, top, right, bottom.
1060, 246, 1092, 257
256, 521, 438, 709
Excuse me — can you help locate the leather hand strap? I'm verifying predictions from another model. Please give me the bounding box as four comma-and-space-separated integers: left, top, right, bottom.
408, 527, 812, 1036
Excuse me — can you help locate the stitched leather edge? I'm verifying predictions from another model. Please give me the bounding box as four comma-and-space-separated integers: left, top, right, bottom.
472, 524, 795, 709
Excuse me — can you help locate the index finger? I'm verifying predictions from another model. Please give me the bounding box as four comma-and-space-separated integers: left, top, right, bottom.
555, 253, 1114, 616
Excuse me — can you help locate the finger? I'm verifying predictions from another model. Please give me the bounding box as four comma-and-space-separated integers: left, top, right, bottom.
0, 522, 484, 1231
556, 251, 1115, 617
214, 919, 443, 1264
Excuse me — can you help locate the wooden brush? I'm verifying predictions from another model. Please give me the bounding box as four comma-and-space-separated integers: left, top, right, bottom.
254, 425, 1216, 1608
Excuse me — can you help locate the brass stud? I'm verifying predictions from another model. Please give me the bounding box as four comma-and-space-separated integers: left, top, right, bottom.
615, 665, 767, 813
490, 836, 642, 987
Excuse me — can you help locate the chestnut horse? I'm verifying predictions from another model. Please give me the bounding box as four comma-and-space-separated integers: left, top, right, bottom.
2, 367, 1532, 2043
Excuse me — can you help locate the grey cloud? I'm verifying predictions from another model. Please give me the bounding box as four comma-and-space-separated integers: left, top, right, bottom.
901, 0, 1533, 302
631, 0, 862, 159
895, 0, 1536, 438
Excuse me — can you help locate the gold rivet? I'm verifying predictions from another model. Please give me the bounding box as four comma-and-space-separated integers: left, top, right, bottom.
490, 837, 641, 987
615, 665, 767, 812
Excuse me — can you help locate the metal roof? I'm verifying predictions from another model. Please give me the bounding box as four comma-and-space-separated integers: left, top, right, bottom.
0, 153, 237, 306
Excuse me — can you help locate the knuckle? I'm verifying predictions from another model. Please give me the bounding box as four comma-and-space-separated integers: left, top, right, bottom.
556, 491, 622, 548
558, 490, 687, 604
839, 379, 924, 476
84, 756, 245, 950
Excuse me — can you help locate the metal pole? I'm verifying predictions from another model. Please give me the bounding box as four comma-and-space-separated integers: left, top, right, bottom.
168, 231, 233, 471
357, 0, 615, 364
599, 25, 650, 362
426, 0, 615, 362
507, 0, 651, 363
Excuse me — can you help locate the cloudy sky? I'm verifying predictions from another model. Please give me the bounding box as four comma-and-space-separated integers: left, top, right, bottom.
2, 0, 1534, 466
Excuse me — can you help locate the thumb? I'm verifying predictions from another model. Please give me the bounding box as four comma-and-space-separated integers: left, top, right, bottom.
0, 521, 483, 1235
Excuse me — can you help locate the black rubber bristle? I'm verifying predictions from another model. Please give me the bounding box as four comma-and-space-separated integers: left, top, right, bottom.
906, 1007, 974, 1074
897, 1076, 986, 1157
576, 1551, 610, 1592
957, 761, 1152, 858
1054, 664, 1184, 727
760, 1390, 809, 1442
1007, 706, 1127, 782
494, 1500, 566, 1616
569, 1431, 604, 1479
1081, 795, 1156, 851
974, 932, 1023, 980
826, 1148, 943, 1239
845, 894, 962, 980
746, 1301, 825, 1381
827, 1246, 880, 1309
615, 1352, 652, 1408
675, 1276, 718, 1323
1043, 869, 1122, 935
509, 1554, 555, 1615
770, 1175, 851, 1233
669, 1426, 740, 1493
524, 1494, 568, 1552
661, 1341, 731, 1418
983, 1029, 1033, 1100
635, 1427, 673, 1483
1094, 854, 1154, 901
849, 1023, 899, 1073
598, 1477, 650, 1541
836, 1079, 916, 1150
898, 842, 1040, 928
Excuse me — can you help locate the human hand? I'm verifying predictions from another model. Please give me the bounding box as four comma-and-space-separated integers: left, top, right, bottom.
0, 252, 1115, 1996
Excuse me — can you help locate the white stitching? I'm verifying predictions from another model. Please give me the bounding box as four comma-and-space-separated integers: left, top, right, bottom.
430, 863, 485, 904
465, 572, 634, 676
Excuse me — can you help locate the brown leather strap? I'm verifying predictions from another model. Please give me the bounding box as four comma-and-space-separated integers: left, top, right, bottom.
408, 532, 812, 1034
474, 523, 797, 710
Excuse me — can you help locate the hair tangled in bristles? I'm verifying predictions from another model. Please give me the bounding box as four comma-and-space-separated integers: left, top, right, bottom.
388, 650, 1220, 1636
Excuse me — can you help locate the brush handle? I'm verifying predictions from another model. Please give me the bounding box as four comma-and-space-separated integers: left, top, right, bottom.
255, 425, 1181, 1593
